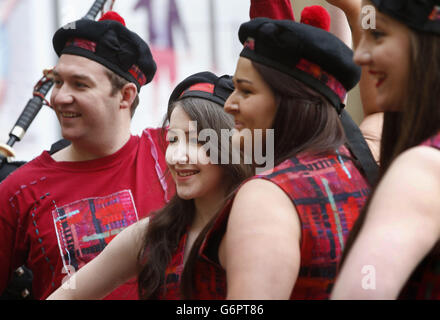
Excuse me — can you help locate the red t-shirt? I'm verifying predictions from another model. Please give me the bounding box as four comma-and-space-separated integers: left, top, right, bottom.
0, 128, 174, 299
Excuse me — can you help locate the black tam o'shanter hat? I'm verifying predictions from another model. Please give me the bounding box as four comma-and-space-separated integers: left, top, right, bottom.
370, 0, 440, 35
238, 6, 361, 113
168, 72, 234, 108
52, 11, 156, 91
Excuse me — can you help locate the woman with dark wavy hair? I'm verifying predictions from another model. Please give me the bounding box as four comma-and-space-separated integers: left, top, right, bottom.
332, 0, 440, 299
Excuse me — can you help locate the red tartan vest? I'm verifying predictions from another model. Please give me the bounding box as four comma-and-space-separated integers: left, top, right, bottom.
155, 233, 188, 300
156, 231, 227, 299
184, 146, 370, 299
399, 131, 440, 299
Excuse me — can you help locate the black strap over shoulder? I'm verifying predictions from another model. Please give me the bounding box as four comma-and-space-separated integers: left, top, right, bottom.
0, 161, 26, 182
340, 109, 379, 186
49, 139, 71, 155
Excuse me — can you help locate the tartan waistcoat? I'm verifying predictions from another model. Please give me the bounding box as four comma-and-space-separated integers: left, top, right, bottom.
189, 146, 370, 299
155, 233, 188, 300
399, 131, 440, 299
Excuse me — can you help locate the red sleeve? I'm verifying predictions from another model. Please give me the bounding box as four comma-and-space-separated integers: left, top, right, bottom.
142, 127, 175, 202
250, 0, 295, 20
0, 179, 20, 294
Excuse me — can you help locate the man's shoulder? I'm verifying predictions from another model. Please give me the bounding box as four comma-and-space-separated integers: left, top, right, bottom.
0, 153, 48, 192
140, 127, 165, 141
139, 127, 167, 152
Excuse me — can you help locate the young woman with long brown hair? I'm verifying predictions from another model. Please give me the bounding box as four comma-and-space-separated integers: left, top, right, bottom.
332, 0, 440, 299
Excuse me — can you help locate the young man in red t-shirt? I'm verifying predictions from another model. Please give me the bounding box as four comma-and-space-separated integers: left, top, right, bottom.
0, 12, 174, 299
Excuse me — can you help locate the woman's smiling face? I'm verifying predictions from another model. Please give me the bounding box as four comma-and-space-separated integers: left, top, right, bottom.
165, 105, 225, 201
224, 57, 278, 150
354, 1, 412, 111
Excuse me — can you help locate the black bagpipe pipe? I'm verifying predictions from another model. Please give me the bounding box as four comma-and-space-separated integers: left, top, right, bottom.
0, 0, 113, 300
0, 0, 111, 169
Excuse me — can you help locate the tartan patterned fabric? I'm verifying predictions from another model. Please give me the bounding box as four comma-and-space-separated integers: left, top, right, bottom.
156, 229, 227, 299
399, 131, 440, 299
429, 5, 440, 21
192, 146, 369, 299
296, 58, 347, 103
420, 130, 440, 150
65, 38, 97, 52
128, 64, 147, 87
155, 233, 187, 299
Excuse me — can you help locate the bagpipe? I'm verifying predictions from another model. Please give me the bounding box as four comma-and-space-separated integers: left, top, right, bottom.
0, 0, 115, 300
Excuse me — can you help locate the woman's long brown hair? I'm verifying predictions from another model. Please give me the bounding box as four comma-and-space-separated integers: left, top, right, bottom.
137, 97, 253, 299
340, 30, 440, 268
253, 62, 347, 166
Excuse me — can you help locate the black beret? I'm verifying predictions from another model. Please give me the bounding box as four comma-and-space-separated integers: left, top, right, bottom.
238, 17, 361, 112
370, 0, 440, 35
53, 13, 156, 91
168, 71, 234, 108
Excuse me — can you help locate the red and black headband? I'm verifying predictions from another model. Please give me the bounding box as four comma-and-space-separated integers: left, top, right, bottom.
168, 72, 234, 108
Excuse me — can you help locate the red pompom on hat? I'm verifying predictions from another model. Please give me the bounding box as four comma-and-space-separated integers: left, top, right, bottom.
300, 5, 331, 31
99, 11, 126, 26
